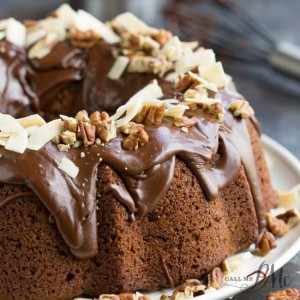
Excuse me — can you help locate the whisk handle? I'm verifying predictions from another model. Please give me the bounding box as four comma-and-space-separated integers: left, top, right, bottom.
269, 42, 300, 79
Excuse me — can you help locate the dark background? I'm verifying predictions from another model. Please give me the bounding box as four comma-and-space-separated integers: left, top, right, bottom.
0, 0, 299, 298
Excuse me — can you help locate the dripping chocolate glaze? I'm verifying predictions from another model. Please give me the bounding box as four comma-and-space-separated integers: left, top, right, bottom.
0, 40, 265, 259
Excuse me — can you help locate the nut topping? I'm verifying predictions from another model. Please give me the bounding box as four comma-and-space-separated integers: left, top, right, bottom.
70, 29, 100, 48
230, 99, 254, 118
75, 110, 90, 122
256, 231, 277, 256
276, 209, 300, 224
120, 122, 149, 150
266, 213, 290, 237
173, 116, 197, 128
208, 267, 223, 290
90, 111, 116, 142
60, 130, 77, 145
63, 117, 78, 133
134, 103, 166, 125
220, 259, 231, 275
267, 288, 300, 300
151, 29, 173, 46
79, 119, 96, 147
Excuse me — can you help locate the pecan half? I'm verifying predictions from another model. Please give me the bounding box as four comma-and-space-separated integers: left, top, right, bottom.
78, 119, 96, 147
173, 116, 197, 128
267, 288, 300, 300
90, 111, 116, 142
120, 122, 149, 150
134, 103, 166, 125
70, 29, 100, 48
256, 231, 277, 256
266, 213, 290, 237
208, 267, 223, 290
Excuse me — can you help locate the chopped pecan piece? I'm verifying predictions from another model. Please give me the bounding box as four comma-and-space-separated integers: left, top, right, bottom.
208, 267, 223, 290
276, 209, 299, 223
120, 122, 149, 150
57, 144, 70, 152
78, 119, 96, 147
90, 111, 116, 142
185, 279, 205, 293
70, 29, 100, 48
63, 118, 78, 133
160, 294, 170, 300
230, 99, 254, 118
171, 286, 193, 300
118, 294, 135, 300
134, 103, 166, 125
151, 29, 173, 46
266, 213, 290, 237
176, 74, 195, 93
60, 130, 77, 145
174, 116, 197, 128
267, 288, 300, 300
220, 259, 231, 274
256, 231, 277, 256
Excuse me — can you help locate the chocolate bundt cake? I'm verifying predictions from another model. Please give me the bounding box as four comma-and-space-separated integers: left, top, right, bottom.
0, 5, 276, 300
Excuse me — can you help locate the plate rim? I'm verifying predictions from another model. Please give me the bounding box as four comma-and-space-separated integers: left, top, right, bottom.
191, 134, 300, 300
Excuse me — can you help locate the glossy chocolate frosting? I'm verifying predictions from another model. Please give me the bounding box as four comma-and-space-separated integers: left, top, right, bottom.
0, 40, 265, 259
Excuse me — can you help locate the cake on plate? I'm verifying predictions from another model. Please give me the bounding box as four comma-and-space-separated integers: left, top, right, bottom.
0, 4, 284, 300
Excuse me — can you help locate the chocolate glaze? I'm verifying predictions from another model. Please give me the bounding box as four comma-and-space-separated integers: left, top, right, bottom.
0, 41, 39, 117
0, 39, 265, 259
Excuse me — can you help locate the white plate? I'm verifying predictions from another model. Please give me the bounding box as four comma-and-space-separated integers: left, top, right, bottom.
77, 135, 300, 300
146, 135, 300, 300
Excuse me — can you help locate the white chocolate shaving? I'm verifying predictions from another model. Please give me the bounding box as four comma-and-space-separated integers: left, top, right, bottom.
55, 4, 77, 27
112, 12, 149, 34
27, 119, 63, 151
17, 114, 46, 128
0, 19, 9, 31
187, 71, 218, 92
199, 62, 228, 88
111, 80, 163, 126
175, 48, 216, 74
0, 31, 5, 40
6, 18, 26, 47
5, 130, 28, 154
108, 56, 130, 80
58, 157, 79, 179
76, 10, 120, 44
165, 105, 189, 118
26, 28, 46, 48
0, 113, 25, 133
28, 32, 60, 59
160, 36, 182, 62
181, 41, 199, 50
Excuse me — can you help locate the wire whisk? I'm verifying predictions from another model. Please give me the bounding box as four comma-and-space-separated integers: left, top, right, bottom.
165, 0, 300, 79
